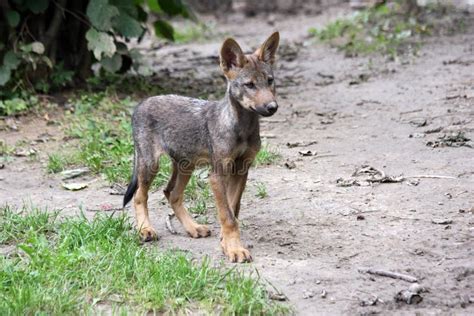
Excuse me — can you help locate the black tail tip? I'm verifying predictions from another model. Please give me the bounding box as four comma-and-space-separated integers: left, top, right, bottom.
123, 178, 138, 207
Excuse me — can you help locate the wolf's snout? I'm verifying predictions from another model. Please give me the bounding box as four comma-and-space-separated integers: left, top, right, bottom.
265, 101, 278, 114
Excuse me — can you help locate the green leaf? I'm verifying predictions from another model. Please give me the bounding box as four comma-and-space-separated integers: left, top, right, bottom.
110, 0, 138, 17
20, 42, 45, 54
0, 66, 11, 86
3, 51, 21, 70
157, 0, 195, 20
24, 0, 49, 14
115, 42, 128, 54
5, 9, 20, 27
154, 20, 174, 41
41, 56, 53, 68
18, 244, 35, 257
62, 182, 88, 191
147, 0, 162, 13
137, 64, 152, 76
31, 42, 45, 54
101, 54, 122, 72
86, 0, 120, 31
136, 5, 148, 22
157, 0, 182, 16
113, 13, 143, 38
86, 28, 116, 60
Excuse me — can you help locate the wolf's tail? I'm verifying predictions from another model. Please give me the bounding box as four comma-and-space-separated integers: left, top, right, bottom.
123, 153, 138, 207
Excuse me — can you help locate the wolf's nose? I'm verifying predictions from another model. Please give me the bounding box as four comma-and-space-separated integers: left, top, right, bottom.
265, 102, 278, 114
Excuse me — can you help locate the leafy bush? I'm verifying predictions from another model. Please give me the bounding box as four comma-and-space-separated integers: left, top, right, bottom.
0, 0, 194, 100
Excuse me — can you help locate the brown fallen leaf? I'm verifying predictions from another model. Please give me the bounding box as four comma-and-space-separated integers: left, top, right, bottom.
431, 218, 453, 225
14, 148, 37, 157
298, 150, 314, 156
284, 160, 297, 169
62, 182, 88, 191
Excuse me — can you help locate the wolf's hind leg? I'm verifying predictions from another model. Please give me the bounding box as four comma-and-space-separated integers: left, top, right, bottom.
134, 156, 159, 242
166, 165, 211, 238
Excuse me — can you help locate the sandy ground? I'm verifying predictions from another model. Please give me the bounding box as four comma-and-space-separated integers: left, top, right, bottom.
1, 8, 473, 315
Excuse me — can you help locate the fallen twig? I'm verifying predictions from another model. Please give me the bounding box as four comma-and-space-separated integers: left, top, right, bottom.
405, 175, 457, 179
166, 212, 177, 234
339, 165, 458, 187
286, 140, 318, 148
86, 206, 123, 213
400, 109, 423, 115
358, 268, 418, 283
261, 118, 287, 123
312, 154, 337, 159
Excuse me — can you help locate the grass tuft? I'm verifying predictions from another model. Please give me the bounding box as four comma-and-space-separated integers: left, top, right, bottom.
174, 22, 212, 43
255, 144, 281, 166
0, 205, 58, 244
309, 2, 466, 57
47, 153, 68, 173
255, 182, 268, 199
0, 205, 289, 314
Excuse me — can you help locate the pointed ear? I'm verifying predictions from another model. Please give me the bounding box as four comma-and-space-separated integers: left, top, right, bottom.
255, 32, 280, 65
220, 38, 245, 74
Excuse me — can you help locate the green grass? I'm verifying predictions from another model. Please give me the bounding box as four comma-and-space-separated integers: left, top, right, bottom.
255, 144, 281, 166
0, 140, 14, 157
185, 169, 213, 215
174, 22, 211, 43
47, 153, 68, 173
255, 182, 268, 199
0, 206, 57, 244
309, 3, 432, 57
63, 93, 136, 184
0, 205, 289, 315
0, 96, 39, 116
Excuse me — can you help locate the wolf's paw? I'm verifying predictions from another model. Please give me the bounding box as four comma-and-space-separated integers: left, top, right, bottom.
139, 227, 158, 242
188, 224, 211, 238
221, 239, 252, 263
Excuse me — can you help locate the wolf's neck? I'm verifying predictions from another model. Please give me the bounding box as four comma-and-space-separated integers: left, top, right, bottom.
219, 91, 259, 136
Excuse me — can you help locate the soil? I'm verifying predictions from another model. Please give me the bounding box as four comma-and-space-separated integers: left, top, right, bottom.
1, 7, 473, 315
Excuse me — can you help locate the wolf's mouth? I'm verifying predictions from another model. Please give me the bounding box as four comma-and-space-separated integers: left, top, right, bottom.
250, 106, 275, 117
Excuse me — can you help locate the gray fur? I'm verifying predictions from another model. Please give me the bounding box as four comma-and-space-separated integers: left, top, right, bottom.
123, 32, 280, 262
131, 91, 261, 169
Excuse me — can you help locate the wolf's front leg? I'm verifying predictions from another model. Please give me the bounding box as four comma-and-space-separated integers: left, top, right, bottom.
210, 172, 252, 263
226, 157, 252, 218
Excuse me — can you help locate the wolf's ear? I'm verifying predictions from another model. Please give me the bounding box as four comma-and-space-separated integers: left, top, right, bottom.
220, 38, 245, 75
255, 32, 280, 65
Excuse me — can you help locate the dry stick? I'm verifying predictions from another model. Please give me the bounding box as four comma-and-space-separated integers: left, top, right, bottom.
405, 175, 457, 179
86, 207, 123, 213
166, 212, 177, 234
261, 118, 287, 123
313, 154, 337, 159
400, 109, 423, 115
358, 268, 418, 283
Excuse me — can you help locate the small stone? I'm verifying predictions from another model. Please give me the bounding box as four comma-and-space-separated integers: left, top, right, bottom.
320, 289, 327, 298
303, 290, 315, 299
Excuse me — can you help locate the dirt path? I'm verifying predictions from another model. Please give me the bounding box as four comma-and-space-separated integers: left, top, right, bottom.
1, 10, 473, 315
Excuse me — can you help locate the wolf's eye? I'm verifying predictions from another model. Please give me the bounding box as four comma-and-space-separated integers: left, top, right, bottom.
244, 82, 256, 89
268, 77, 274, 85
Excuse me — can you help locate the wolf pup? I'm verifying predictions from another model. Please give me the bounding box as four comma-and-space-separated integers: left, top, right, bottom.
123, 32, 280, 263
